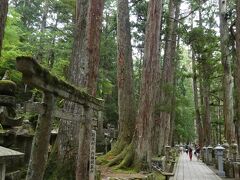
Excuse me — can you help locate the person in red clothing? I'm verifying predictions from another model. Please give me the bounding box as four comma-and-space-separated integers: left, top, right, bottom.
189, 146, 193, 161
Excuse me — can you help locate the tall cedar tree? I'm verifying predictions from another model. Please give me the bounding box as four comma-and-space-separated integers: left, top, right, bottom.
76, 0, 104, 179
107, 0, 135, 157
198, 5, 212, 146
155, 0, 179, 155
51, 0, 104, 178
168, 0, 180, 146
219, 0, 235, 144
0, 0, 8, 56
105, 0, 162, 170
235, 0, 240, 153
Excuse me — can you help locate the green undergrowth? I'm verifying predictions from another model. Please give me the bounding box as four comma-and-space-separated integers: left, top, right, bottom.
44, 145, 75, 180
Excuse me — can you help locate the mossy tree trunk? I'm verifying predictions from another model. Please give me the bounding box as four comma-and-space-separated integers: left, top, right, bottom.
0, 0, 8, 56
106, 0, 162, 170
133, 0, 162, 168
76, 0, 104, 179
52, 0, 104, 179
197, 6, 212, 146
219, 0, 235, 144
192, 54, 204, 147
26, 92, 55, 180
235, 0, 240, 154
106, 0, 135, 157
191, 8, 204, 147
154, 0, 179, 155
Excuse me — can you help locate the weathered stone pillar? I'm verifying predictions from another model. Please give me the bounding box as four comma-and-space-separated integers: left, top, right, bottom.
165, 145, 171, 163
233, 162, 240, 179
207, 145, 213, 165
214, 145, 225, 177
0, 163, 6, 180
89, 130, 96, 180
203, 146, 207, 163
222, 140, 230, 160
76, 105, 92, 180
26, 92, 55, 180
230, 141, 238, 162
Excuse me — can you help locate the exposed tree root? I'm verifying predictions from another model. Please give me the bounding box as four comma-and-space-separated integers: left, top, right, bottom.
116, 143, 134, 169
97, 139, 129, 165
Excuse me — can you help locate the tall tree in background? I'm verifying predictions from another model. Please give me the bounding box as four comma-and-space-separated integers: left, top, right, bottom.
76, 0, 104, 179
49, 0, 104, 178
0, 0, 8, 56
190, 3, 203, 147
132, 0, 162, 169
198, 4, 211, 146
107, 0, 162, 170
109, 0, 135, 156
219, 0, 235, 144
168, 0, 180, 146
157, 0, 180, 154
235, 0, 240, 153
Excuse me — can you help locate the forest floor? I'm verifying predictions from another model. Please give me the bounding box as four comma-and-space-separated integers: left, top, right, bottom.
98, 166, 165, 179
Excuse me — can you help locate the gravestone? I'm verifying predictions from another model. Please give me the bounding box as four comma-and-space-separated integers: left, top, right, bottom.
89, 130, 96, 180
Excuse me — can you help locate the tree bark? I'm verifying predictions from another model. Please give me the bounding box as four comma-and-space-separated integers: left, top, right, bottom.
235, 0, 240, 153
192, 55, 204, 147
155, 0, 179, 155
108, 0, 135, 156
106, 0, 162, 170
26, 92, 55, 180
0, 0, 8, 56
133, 0, 162, 169
53, 0, 104, 179
201, 60, 212, 146
76, 0, 104, 179
219, 0, 235, 144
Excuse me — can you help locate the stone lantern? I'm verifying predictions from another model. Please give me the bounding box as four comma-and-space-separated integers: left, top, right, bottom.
203, 146, 207, 163
214, 144, 225, 177
207, 145, 213, 165
230, 140, 238, 162
222, 140, 230, 160
165, 145, 171, 162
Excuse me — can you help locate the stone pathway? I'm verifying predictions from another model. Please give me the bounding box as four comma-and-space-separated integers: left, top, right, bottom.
170, 153, 222, 180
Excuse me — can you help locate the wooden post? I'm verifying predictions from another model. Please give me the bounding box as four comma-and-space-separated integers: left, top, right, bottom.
26, 92, 55, 180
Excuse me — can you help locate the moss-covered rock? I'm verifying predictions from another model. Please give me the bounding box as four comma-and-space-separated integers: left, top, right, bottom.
0, 80, 17, 96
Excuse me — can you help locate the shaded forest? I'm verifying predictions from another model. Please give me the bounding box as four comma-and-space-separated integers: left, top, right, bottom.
0, 0, 240, 179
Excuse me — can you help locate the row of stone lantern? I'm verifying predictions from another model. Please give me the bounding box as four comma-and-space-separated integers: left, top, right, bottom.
202, 141, 239, 178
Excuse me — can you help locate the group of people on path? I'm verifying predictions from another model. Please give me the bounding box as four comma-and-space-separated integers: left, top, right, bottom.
181, 144, 201, 161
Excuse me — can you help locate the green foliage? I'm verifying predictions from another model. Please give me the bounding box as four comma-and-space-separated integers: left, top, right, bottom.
174, 48, 196, 143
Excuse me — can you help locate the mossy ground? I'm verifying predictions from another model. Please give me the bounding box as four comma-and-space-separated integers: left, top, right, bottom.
99, 165, 165, 179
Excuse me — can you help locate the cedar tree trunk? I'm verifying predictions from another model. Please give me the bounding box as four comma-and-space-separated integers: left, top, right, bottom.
234, 0, 240, 153
133, 0, 162, 169
109, 0, 135, 156
0, 0, 8, 56
219, 0, 235, 144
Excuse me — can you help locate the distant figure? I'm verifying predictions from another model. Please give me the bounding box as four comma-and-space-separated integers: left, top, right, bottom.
185, 144, 189, 154
189, 147, 193, 161
195, 145, 200, 160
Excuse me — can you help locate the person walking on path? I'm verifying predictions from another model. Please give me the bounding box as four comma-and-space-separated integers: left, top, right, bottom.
188, 146, 193, 161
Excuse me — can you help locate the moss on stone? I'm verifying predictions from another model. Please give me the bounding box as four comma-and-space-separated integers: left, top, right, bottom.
0, 80, 17, 95
44, 145, 75, 180
16, 56, 104, 108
